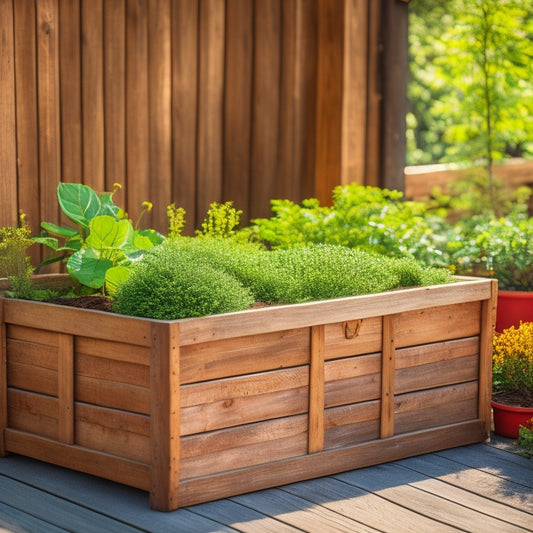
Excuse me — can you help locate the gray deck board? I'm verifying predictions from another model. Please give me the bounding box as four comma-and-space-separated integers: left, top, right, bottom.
0, 439, 531, 532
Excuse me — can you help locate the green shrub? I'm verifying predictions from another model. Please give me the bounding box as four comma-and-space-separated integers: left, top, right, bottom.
113, 244, 254, 319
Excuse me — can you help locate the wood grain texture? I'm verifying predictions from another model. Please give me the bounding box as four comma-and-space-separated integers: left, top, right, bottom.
0, 299, 6, 455
308, 325, 325, 453
380, 314, 395, 438
57, 333, 74, 444
0, 0, 18, 227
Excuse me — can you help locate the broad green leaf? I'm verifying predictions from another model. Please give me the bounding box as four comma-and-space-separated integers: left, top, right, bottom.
86, 216, 133, 250
134, 229, 165, 249
57, 183, 101, 231
105, 265, 131, 296
40, 222, 78, 238
67, 249, 112, 289
33, 236, 61, 251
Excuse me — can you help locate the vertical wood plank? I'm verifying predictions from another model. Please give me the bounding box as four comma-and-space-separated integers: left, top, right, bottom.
104, 0, 126, 204
250, 0, 281, 219
148, 0, 172, 232
126, 0, 150, 222
0, 299, 7, 456
13, 1, 40, 261
314, 0, 343, 205
150, 322, 180, 512
59, 0, 82, 185
381, 314, 395, 438
58, 333, 74, 444
223, 0, 253, 221
479, 280, 498, 439
81, 0, 105, 191
308, 325, 325, 453
171, 0, 198, 234
341, 0, 368, 185
365, 0, 381, 186
36, 0, 62, 234
197, 0, 225, 222
0, 0, 18, 228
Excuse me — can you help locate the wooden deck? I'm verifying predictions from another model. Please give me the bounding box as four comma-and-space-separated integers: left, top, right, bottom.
0, 435, 531, 532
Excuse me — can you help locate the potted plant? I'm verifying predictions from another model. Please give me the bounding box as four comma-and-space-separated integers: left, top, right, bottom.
1, 183, 497, 511
446, 207, 533, 331
491, 321, 533, 438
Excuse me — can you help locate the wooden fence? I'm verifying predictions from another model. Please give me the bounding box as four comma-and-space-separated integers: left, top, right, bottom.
1, 0, 411, 254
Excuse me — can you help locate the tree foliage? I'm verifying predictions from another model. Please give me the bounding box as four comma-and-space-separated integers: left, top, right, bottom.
407, 0, 533, 166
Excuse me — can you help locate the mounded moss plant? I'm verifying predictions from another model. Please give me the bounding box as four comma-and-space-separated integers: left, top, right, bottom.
113, 240, 454, 319
112, 244, 254, 319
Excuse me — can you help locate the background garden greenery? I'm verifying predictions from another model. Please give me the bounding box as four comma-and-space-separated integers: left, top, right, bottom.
407, 0, 533, 167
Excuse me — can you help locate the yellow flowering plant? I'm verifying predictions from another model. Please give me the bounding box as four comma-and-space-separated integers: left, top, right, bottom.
492, 321, 533, 407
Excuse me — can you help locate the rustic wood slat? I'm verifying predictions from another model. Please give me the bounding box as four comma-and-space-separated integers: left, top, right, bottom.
12, 0, 41, 251
313, 0, 343, 204
58, 0, 82, 185
177, 279, 493, 345
5, 429, 150, 491
150, 322, 180, 511
197, 0, 225, 218
380, 314, 395, 438
103, 0, 126, 195
7, 389, 58, 440
8, 362, 58, 397
479, 280, 497, 436
3, 299, 153, 346
126, 0, 150, 222
36, 0, 62, 239
171, 0, 198, 232
342, 0, 369, 185
324, 317, 382, 359
148, 0, 172, 232
308, 325, 325, 453
0, 0, 18, 228
250, 0, 282, 218
176, 420, 486, 507
75, 336, 150, 366
0, 298, 5, 455
57, 333, 74, 444
223, 0, 253, 220
75, 353, 149, 388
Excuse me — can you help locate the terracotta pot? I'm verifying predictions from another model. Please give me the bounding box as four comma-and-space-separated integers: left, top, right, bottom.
496, 290, 533, 332
491, 400, 533, 438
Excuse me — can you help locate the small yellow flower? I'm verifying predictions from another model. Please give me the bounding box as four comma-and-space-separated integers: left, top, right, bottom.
142, 201, 153, 212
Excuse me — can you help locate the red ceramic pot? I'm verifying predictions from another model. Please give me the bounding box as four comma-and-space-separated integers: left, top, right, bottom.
491, 400, 533, 438
496, 290, 533, 332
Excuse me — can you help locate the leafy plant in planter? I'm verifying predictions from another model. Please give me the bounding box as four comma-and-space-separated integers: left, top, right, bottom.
35, 183, 164, 295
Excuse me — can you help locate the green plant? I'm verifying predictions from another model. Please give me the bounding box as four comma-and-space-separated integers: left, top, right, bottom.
197, 201, 243, 239
492, 322, 533, 407
246, 184, 452, 267
518, 417, 533, 453
0, 213, 35, 298
113, 243, 254, 319
447, 208, 533, 291
35, 183, 164, 295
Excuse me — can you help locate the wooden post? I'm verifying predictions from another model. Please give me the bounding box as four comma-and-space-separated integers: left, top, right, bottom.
0, 298, 7, 456
58, 333, 74, 444
479, 280, 498, 439
380, 314, 395, 438
308, 325, 325, 453
150, 322, 180, 511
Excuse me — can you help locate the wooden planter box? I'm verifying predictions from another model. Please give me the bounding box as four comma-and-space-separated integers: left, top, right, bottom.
0, 276, 496, 511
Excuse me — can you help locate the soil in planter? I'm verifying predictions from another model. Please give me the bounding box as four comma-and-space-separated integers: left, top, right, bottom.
493, 390, 533, 408
47, 295, 114, 312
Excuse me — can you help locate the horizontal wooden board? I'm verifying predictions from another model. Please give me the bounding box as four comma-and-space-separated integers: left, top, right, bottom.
324, 316, 382, 360
4, 429, 150, 491
7, 389, 58, 440
176, 278, 493, 345
75, 353, 149, 388
395, 383, 478, 435
7, 324, 61, 347
76, 337, 150, 366
180, 367, 309, 435
8, 361, 57, 396
180, 416, 308, 480
395, 301, 481, 347
3, 299, 153, 346
395, 354, 479, 395
75, 375, 150, 415
179, 327, 310, 384
7, 338, 58, 370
